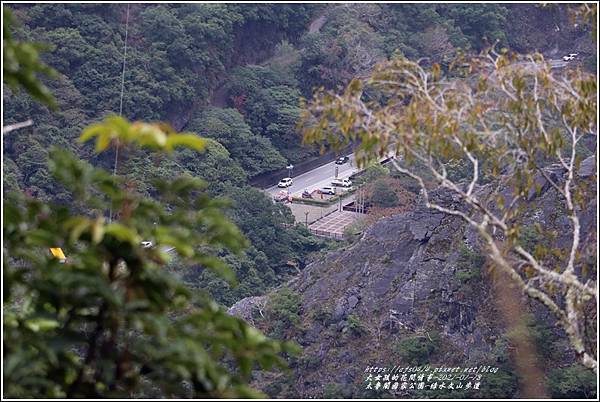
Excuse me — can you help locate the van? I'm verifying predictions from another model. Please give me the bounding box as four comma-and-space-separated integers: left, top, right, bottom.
319, 186, 336, 195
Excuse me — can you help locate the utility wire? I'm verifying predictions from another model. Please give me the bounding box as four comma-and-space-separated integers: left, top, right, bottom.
109, 4, 130, 222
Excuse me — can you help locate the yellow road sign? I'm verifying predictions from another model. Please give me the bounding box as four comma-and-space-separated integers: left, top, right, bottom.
49, 247, 66, 262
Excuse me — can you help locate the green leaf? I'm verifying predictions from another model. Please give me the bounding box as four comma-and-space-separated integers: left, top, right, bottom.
79, 125, 103, 144
197, 256, 237, 285
24, 317, 60, 332
104, 223, 140, 244
165, 134, 206, 152
65, 216, 91, 244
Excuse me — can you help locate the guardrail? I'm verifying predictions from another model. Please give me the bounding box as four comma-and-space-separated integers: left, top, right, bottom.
308, 228, 344, 240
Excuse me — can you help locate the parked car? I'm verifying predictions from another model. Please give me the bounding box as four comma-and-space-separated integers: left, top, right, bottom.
277, 177, 293, 188
563, 55, 575, 61
319, 186, 336, 195
331, 178, 352, 187
335, 156, 350, 165
141, 241, 153, 249
302, 189, 313, 199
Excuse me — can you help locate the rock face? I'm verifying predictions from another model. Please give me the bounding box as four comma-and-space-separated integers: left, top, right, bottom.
227, 295, 267, 324
273, 197, 494, 394
232, 175, 597, 398
578, 155, 596, 178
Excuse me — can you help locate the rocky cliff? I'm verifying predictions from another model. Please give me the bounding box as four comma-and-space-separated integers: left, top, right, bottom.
229, 156, 597, 398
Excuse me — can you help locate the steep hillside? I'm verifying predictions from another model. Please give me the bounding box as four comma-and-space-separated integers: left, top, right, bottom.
230, 158, 597, 398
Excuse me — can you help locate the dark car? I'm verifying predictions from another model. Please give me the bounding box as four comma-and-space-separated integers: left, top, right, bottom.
335, 156, 350, 165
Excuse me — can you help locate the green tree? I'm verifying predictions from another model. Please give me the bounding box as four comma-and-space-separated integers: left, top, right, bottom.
3, 15, 297, 397
354, 163, 389, 186
187, 107, 286, 177
369, 178, 399, 208
437, 4, 509, 49
266, 287, 302, 339
3, 117, 298, 398
224, 185, 322, 273
397, 332, 441, 365
175, 139, 247, 193
548, 364, 597, 399
3, 8, 57, 107
302, 49, 597, 372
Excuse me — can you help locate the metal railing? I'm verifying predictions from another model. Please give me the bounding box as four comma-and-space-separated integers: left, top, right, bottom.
308, 228, 344, 240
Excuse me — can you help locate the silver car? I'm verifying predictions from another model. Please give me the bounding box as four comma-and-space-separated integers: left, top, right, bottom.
319, 186, 336, 195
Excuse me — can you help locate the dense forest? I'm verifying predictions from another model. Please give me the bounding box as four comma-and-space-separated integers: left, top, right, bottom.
4, 3, 595, 306
3, 2, 597, 399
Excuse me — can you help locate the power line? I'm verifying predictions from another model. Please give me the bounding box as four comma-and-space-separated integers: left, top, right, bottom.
109, 4, 130, 222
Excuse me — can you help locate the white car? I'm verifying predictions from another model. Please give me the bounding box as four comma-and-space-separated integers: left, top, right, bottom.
331, 178, 352, 187
141, 241, 153, 249
277, 177, 293, 188
319, 186, 336, 195
563, 55, 575, 61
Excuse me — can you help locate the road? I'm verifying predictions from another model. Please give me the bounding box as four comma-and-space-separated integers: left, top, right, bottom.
266, 149, 397, 198
266, 153, 358, 197
264, 58, 570, 201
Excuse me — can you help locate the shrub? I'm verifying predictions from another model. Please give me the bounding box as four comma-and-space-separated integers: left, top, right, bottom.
397, 332, 441, 365
353, 163, 389, 186
548, 364, 597, 399
310, 305, 332, 324
347, 314, 366, 335
343, 218, 368, 244
479, 368, 518, 398
323, 383, 352, 399
454, 243, 485, 283
370, 179, 399, 208
267, 287, 302, 338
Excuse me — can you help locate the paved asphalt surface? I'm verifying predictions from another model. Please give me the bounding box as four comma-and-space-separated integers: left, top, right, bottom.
266, 153, 358, 197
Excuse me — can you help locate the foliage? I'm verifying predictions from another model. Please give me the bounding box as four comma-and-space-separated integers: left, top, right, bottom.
226, 65, 309, 162
266, 287, 302, 339
3, 7, 57, 107
437, 4, 509, 50
518, 224, 545, 252
479, 368, 518, 398
369, 179, 399, 208
323, 382, 352, 399
343, 218, 368, 244
3, 117, 298, 398
174, 139, 247, 194
353, 163, 389, 186
548, 363, 597, 399
346, 314, 366, 335
3, 3, 325, 313
182, 186, 325, 306
397, 332, 441, 365
225, 186, 324, 272
454, 244, 486, 283
187, 107, 286, 177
